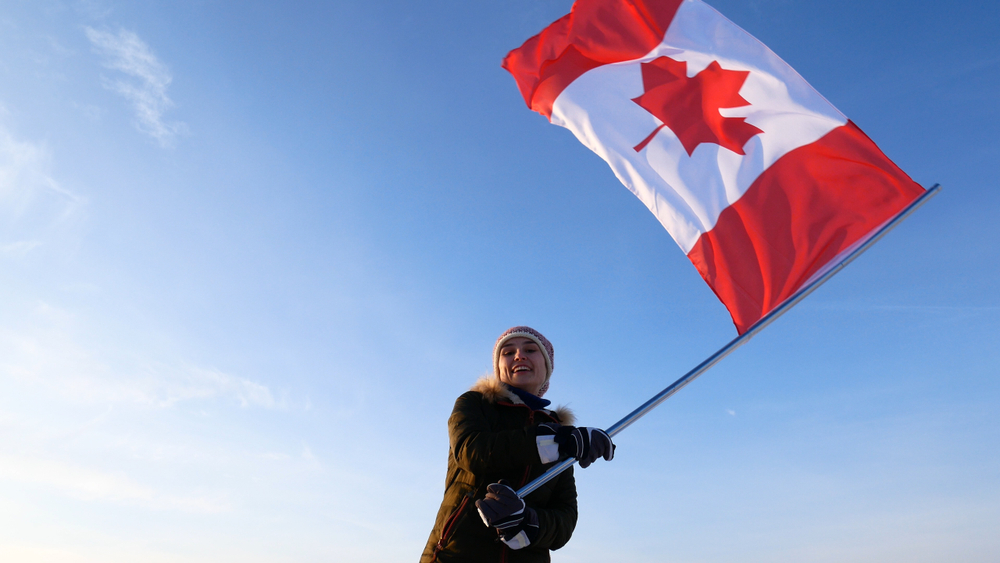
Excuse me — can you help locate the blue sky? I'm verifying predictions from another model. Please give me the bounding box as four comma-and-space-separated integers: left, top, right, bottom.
0, 0, 997, 561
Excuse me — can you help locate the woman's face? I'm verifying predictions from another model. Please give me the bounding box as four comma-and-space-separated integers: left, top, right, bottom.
497, 337, 547, 395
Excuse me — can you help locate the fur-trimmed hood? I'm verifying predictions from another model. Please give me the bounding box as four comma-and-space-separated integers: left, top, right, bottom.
470, 376, 575, 425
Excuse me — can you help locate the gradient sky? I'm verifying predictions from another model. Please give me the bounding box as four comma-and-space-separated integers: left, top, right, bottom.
1, 0, 997, 561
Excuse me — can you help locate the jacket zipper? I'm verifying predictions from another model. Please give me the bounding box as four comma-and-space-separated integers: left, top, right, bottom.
433, 494, 471, 560
500, 412, 535, 562
519, 411, 535, 489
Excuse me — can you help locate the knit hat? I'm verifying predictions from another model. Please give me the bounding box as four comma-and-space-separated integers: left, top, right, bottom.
493, 326, 554, 397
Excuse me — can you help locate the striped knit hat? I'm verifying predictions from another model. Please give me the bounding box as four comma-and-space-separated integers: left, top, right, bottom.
493, 326, 554, 397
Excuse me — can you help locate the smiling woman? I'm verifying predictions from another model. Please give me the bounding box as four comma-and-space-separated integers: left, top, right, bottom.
420, 327, 615, 563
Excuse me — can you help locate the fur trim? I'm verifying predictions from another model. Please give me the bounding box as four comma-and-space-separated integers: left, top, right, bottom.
471, 376, 520, 404
553, 405, 575, 426
470, 377, 576, 425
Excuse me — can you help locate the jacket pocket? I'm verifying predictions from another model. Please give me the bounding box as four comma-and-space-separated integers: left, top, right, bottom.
433, 493, 473, 558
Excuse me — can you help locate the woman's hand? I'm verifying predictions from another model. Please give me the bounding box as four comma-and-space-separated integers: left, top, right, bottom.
538, 423, 616, 468
475, 481, 539, 550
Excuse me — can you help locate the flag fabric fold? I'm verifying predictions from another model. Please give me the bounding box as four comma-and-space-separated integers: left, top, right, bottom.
503, 0, 925, 333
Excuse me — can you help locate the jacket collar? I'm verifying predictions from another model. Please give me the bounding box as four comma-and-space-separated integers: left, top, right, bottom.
470, 376, 575, 425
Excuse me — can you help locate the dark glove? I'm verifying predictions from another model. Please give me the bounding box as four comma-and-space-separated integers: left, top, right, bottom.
538, 423, 615, 468
475, 481, 539, 550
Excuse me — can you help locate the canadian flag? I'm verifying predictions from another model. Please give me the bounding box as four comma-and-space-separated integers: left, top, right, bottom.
504, 0, 925, 334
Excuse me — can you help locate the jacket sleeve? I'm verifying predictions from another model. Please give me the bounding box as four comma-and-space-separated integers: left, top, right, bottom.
448, 392, 542, 475
530, 466, 578, 550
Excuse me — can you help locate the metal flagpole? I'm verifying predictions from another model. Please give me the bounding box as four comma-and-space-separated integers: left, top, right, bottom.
517, 184, 941, 498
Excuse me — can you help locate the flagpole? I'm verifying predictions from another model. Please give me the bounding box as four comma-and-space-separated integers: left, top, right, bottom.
516, 184, 941, 498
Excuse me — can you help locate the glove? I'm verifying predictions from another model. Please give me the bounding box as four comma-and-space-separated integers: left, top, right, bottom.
538, 423, 615, 468
475, 481, 539, 550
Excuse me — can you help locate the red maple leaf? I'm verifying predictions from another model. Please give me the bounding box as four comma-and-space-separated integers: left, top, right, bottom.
631, 56, 762, 155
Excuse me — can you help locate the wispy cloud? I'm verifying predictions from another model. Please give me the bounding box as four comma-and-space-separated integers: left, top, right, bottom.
0, 125, 79, 211
1, 240, 43, 255
159, 365, 279, 409
0, 453, 229, 512
0, 301, 282, 410
0, 299, 300, 518
84, 27, 186, 147
0, 123, 83, 253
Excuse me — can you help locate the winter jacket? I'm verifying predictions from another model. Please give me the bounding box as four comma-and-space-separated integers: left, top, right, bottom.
420, 377, 578, 563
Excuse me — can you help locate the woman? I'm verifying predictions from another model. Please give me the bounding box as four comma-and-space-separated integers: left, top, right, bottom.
420, 326, 615, 562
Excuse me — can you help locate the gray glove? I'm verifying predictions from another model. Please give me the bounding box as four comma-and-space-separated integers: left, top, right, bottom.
475, 481, 539, 550
538, 423, 616, 468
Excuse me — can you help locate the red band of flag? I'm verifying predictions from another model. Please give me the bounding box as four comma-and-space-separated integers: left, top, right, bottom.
502, 0, 682, 118
687, 121, 924, 333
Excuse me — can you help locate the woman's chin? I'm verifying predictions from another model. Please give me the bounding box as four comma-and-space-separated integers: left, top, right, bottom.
510, 380, 541, 394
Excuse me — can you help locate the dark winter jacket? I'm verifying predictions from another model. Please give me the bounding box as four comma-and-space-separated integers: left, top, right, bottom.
420, 377, 578, 563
